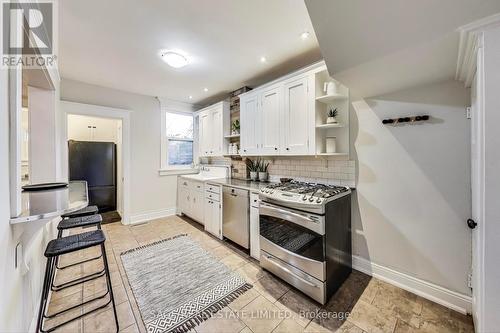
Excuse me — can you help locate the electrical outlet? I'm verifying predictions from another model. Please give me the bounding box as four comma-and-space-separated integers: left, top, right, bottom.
466, 107, 472, 119
467, 272, 473, 289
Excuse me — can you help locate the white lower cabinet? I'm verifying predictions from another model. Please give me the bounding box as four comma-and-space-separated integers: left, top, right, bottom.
204, 198, 221, 238
249, 192, 260, 260
177, 179, 204, 225
204, 184, 223, 239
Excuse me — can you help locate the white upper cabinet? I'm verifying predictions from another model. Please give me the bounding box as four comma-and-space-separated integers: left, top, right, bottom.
197, 101, 229, 157
283, 77, 310, 155
240, 93, 260, 155
260, 85, 282, 155
239, 61, 349, 157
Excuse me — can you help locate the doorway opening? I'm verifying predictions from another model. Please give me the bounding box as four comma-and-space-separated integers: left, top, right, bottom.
67, 114, 123, 224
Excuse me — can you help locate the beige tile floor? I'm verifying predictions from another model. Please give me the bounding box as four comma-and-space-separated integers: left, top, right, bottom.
45, 215, 474, 333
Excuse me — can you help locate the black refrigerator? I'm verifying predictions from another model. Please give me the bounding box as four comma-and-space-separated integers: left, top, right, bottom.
68, 140, 117, 212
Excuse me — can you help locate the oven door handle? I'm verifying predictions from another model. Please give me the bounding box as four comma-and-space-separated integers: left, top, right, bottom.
259, 203, 324, 235
260, 203, 314, 223
264, 254, 319, 288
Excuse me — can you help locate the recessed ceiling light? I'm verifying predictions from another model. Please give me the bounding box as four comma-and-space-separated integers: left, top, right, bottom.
300, 31, 310, 40
204, 88, 208, 92
189, 95, 193, 99
160, 50, 189, 68
260, 56, 267, 63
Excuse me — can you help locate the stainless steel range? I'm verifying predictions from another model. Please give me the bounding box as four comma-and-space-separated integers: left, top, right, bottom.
258, 180, 352, 304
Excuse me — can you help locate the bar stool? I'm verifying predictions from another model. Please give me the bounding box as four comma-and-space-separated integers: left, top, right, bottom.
61, 205, 99, 219
56, 206, 101, 269
36, 230, 119, 333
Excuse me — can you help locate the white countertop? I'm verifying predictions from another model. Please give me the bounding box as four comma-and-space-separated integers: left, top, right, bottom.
206, 178, 275, 192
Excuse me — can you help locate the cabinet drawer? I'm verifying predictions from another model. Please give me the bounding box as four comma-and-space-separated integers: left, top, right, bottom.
250, 192, 260, 208
205, 192, 220, 202
205, 184, 220, 194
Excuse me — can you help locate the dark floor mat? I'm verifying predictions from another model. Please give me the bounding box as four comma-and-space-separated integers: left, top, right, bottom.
101, 211, 121, 224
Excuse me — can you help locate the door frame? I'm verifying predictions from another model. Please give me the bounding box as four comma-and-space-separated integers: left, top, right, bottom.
60, 101, 131, 224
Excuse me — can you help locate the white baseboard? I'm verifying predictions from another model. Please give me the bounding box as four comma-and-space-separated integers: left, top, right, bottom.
352, 255, 472, 315
129, 207, 176, 225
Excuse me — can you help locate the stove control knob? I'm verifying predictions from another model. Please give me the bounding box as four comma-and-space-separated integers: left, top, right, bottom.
302, 195, 308, 201
270, 190, 274, 194
316, 198, 322, 203
309, 197, 315, 202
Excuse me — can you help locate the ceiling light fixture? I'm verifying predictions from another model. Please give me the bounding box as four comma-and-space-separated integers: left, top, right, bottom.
189, 95, 193, 99
300, 31, 310, 40
260, 56, 267, 63
204, 88, 208, 92
160, 50, 189, 68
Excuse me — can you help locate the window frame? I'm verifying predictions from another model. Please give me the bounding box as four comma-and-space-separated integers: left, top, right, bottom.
159, 109, 198, 175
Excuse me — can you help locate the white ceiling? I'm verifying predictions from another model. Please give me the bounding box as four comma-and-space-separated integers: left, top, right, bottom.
59, 0, 321, 105
305, 0, 500, 97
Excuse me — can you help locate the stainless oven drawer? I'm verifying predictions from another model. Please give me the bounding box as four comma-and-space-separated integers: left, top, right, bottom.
260, 236, 325, 281
260, 251, 326, 304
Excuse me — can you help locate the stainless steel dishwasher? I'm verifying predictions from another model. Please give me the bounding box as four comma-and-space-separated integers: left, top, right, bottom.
222, 186, 249, 249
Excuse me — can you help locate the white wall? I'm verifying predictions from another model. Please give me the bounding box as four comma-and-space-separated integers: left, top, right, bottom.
60, 79, 196, 221
350, 80, 471, 296
1, 72, 60, 332
482, 25, 500, 332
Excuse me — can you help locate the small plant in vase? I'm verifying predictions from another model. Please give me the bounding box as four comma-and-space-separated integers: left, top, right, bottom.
327, 108, 338, 124
231, 119, 240, 135
246, 158, 259, 181
258, 160, 270, 182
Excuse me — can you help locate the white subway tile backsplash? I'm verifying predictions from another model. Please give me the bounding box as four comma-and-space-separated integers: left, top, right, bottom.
208, 156, 356, 187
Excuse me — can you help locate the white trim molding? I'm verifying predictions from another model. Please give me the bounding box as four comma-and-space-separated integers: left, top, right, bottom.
456, 13, 500, 87
129, 207, 176, 225
60, 100, 132, 225
352, 255, 472, 315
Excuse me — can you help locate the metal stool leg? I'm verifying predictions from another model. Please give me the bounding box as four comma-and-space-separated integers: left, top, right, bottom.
55, 224, 102, 270
36, 257, 54, 333
101, 243, 119, 332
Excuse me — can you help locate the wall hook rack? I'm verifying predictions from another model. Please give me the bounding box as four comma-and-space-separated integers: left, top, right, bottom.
382, 115, 429, 125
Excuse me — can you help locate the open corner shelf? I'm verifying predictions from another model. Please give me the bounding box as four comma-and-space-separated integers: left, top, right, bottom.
315, 94, 348, 104
224, 134, 240, 139
316, 123, 345, 129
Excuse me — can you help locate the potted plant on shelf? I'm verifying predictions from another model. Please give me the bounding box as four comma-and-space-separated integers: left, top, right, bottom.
246, 158, 259, 181
326, 107, 338, 124
258, 160, 270, 182
231, 119, 240, 135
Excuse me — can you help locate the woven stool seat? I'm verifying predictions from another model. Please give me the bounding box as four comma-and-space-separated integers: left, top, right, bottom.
58, 214, 102, 230
61, 205, 98, 219
45, 230, 105, 257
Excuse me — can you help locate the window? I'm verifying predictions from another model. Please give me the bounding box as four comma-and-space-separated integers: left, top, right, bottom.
164, 112, 194, 168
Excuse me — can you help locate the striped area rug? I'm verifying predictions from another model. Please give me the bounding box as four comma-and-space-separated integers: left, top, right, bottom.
121, 234, 252, 333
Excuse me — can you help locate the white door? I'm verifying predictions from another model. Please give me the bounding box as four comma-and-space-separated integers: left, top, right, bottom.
283, 77, 310, 155
240, 94, 260, 155
260, 86, 282, 155
204, 198, 213, 232
191, 190, 204, 224
211, 108, 223, 156
179, 187, 190, 215
470, 46, 485, 330
199, 111, 211, 157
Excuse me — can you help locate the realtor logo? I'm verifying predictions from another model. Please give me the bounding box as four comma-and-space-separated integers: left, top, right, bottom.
1, 1, 56, 68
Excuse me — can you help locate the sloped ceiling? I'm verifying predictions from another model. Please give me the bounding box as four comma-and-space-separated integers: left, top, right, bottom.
305, 0, 500, 97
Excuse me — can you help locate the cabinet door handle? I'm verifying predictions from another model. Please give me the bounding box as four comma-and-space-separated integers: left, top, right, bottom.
274, 147, 278, 151
286, 148, 290, 151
